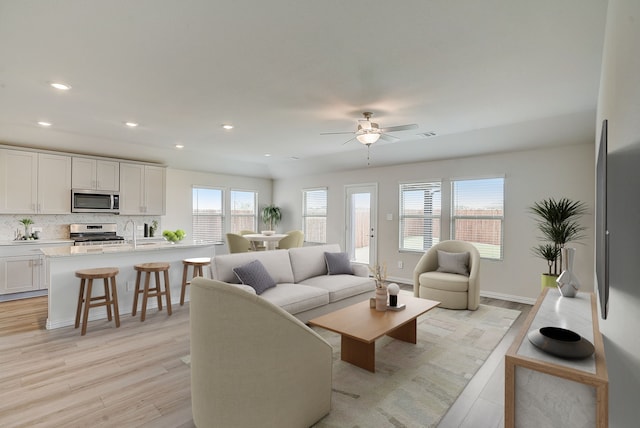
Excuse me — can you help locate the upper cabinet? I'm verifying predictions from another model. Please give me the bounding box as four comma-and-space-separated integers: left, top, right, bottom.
119, 163, 166, 215
72, 157, 119, 191
38, 153, 72, 214
0, 149, 71, 214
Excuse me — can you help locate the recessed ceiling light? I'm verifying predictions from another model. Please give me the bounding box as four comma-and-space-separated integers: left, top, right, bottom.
50, 82, 71, 90
125, 122, 139, 128
175, 144, 184, 149
222, 124, 234, 130
37, 121, 52, 127
264, 153, 271, 157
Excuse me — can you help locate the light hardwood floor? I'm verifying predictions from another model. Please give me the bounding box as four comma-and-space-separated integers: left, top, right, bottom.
0, 295, 530, 428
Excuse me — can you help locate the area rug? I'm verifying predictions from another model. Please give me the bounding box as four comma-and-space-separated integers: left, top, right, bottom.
181, 303, 520, 428
310, 303, 520, 428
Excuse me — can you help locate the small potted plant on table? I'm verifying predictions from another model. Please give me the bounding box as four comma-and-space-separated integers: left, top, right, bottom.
261, 205, 281, 234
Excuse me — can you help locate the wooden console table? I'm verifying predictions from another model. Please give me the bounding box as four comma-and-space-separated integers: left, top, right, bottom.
505, 288, 608, 428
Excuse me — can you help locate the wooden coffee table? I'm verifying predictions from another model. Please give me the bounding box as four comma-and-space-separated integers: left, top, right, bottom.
308, 292, 440, 372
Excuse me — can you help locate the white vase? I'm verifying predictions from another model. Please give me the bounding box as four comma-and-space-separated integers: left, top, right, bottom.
557, 247, 579, 297
375, 287, 388, 311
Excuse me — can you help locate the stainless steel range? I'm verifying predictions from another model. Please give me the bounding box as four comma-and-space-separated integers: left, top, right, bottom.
70, 223, 126, 246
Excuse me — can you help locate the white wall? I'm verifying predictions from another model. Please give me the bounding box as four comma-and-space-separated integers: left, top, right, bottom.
596, 0, 640, 426
274, 143, 594, 302
163, 167, 273, 252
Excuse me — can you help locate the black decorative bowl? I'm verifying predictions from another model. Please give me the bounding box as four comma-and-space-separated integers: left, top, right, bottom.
527, 326, 595, 359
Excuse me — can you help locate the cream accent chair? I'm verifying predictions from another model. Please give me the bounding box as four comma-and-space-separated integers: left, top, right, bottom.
226, 233, 251, 253
190, 277, 332, 428
239, 229, 256, 235
413, 240, 480, 310
276, 230, 304, 249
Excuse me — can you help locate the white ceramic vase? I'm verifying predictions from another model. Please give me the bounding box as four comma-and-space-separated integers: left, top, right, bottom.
375, 286, 388, 311
556, 247, 579, 297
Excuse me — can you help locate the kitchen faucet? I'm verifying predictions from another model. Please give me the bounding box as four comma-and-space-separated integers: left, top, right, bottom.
125, 220, 137, 247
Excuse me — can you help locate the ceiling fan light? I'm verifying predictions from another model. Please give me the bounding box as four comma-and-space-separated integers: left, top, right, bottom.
356, 133, 381, 145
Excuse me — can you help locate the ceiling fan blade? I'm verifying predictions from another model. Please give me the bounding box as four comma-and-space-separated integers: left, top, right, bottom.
320, 131, 355, 135
342, 137, 357, 145
380, 123, 418, 133
379, 133, 400, 143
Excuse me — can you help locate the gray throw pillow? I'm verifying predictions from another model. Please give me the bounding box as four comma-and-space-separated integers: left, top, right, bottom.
436, 250, 470, 276
232, 259, 277, 295
324, 252, 353, 275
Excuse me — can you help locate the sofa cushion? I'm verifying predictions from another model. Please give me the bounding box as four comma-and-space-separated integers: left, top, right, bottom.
212, 250, 295, 284
324, 252, 353, 275
299, 275, 374, 303
233, 260, 277, 295
419, 271, 469, 292
289, 244, 341, 283
436, 250, 470, 276
259, 283, 330, 315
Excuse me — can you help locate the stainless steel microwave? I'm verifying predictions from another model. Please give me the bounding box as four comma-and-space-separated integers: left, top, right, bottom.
71, 189, 120, 213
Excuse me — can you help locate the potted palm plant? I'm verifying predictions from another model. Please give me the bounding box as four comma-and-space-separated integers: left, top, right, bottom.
261, 204, 281, 234
529, 197, 587, 290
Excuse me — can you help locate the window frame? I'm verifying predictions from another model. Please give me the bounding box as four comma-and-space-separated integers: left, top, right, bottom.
450, 176, 505, 260
229, 189, 258, 234
302, 187, 328, 244
192, 185, 225, 244
398, 180, 442, 252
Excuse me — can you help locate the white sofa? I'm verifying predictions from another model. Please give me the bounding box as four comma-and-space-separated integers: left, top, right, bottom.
211, 243, 375, 323
190, 277, 332, 427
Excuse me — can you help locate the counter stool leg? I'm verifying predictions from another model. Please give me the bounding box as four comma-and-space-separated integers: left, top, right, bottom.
75, 278, 86, 329
164, 269, 172, 315
132, 270, 142, 316
110, 276, 121, 328
141, 272, 151, 322
103, 278, 113, 321
81, 279, 93, 336
180, 265, 189, 306
154, 271, 163, 311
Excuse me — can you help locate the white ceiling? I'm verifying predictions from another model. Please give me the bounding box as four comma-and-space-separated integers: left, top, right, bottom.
0, 0, 608, 179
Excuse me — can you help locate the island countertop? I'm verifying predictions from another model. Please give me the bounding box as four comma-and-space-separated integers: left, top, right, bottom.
41, 240, 210, 257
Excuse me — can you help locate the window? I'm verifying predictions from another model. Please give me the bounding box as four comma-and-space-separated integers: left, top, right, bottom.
399, 182, 441, 251
303, 188, 327, 244
230, 190, 257, 233
192, 187, 223, 243
451, 177, 504, 259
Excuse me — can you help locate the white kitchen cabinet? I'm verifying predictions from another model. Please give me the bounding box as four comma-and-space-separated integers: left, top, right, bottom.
0, 241, 73, 295
0, 255, 42, 294
72, 157, 119, 191
119, 163, 166, 215
38, 153, 72, 214
0, 149, 71, 214
0, 149, 37, 213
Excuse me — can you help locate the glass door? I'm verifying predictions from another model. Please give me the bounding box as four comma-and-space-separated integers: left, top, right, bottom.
345, 184, 377, 265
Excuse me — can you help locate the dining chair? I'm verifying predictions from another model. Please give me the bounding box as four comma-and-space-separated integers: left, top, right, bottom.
226, 233, 252, 253
276, 230, 304, 249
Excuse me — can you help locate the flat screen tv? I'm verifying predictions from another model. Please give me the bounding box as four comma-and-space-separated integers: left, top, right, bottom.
595, 119, 609, 319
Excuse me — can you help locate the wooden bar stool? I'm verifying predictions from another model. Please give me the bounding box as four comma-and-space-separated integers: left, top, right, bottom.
132, 262, 172, 321
75, 267, 120, 336
180, 257, 211, 305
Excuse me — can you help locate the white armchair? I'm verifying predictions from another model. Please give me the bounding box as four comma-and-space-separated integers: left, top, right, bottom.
190, 277, 332, 427
413, 240, 480, 310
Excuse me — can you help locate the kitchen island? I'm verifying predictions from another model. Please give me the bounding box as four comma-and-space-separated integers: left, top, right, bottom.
42, 240, 216, 330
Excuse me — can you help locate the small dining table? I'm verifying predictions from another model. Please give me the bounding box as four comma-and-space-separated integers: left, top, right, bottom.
243, 233, 288, 250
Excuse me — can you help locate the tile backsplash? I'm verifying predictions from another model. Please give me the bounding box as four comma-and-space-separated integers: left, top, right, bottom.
0, 214, 161, 241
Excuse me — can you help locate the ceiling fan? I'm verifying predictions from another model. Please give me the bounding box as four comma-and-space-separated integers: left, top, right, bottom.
321, 112, 418, 146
